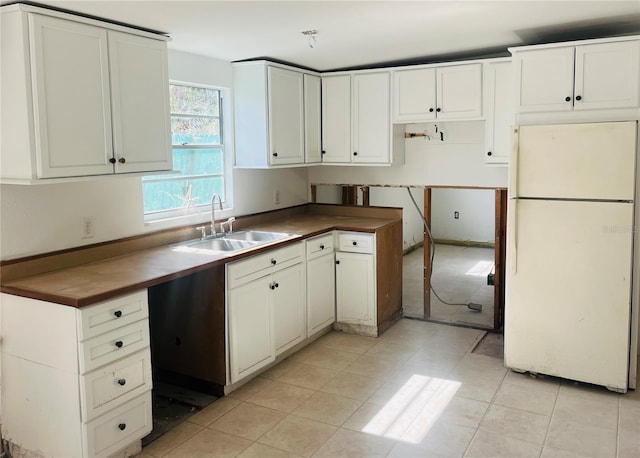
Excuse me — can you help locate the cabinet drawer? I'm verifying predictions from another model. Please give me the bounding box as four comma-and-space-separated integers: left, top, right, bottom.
79, 319, 150, 374
81, 349, 152, 422
337, 232, 375, 254
227, 242, 303, 289
306, 233, 334, 259
77, 290, 148, 342
83, 391, 152, 458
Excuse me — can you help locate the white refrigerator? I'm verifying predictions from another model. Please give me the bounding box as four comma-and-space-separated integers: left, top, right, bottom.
505, 121, 638, 392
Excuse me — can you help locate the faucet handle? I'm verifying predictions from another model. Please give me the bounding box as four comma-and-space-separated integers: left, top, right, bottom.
226, 217, 236, 233
195, 226, 207, 240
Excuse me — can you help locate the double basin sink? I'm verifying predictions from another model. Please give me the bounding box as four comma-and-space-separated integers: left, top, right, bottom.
171, 230, 297, 255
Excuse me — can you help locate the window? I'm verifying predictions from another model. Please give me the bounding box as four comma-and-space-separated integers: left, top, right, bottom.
142, 83, 227, 219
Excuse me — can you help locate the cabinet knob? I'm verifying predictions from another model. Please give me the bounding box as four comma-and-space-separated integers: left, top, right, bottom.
114, 310, 123, 318
271, 259, 277, 265
565, 96, 571, 102
118, 157, 126, 164
321, 150, 326, 155
353, 152, 358, 156
336, 260, 340, 265
270, 283, 276, 290
487, 151, 492, 157
117, 379, 126, 386
118, 423, 127, 431
109, 157, 116, 164
115, 340, 124, 348
436, 108, 441, 112
320, 244, 325, 250
575, 95, 582, 101
274, 282, 279, 288
273, 152, 278, 157
429, 108, 434, 113
352, 241, 357, 246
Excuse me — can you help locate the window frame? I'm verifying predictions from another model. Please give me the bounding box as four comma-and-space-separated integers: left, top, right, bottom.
143, 81, 233, 224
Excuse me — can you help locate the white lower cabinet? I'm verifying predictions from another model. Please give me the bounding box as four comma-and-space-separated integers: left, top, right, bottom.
227, 242, 305, 383
306, 233, 336, 336
335, 232, 376, 327
0, 290, 152, 457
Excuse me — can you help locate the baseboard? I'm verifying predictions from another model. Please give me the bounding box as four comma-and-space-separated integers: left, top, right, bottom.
433, 239, 495, 249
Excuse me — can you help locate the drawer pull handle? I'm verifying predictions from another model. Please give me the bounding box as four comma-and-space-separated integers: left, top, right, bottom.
117, 379, 126, 386
271, 259, 277, 265
320, 244, 325, 250
115, 340, 124, 348
118, 423, 127, 431
114, 310, 123, 318
352, 241, 357, 246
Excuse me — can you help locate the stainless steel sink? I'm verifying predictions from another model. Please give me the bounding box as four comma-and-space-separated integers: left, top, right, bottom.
224, 230, 295, 243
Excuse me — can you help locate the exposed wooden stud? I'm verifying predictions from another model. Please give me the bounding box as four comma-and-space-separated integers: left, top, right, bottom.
494, 189, 508, 330
423, 187, 432, 320
341, 185, 358, 205
310, 184, 317, 203
361, 186, 370, 207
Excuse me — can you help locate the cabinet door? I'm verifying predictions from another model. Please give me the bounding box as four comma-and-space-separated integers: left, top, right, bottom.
108, 31, 172, 173
228, 277, 275, 383
574, 41, 640, 111
393, 68, 436, 122
268, 67, 304, 165
352, 72, 390, 164
304, 74, 322, 164
513, 47, 575, 113
484, 61, 513, 165
436, 64, 482, 119
273, 264, 306, 355
29, 14, 114, 178
336, 252, 375, 325
307, 253, 336, 336
321, 75, 351, 163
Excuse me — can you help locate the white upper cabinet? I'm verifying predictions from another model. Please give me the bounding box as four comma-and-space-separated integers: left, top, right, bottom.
233, 61, 317, 168
0, 5, 172, 183
304, 74, 322, 164
268, 67, 304, 165
393, 63, 482, 122
322, 71, 403, 165
321, 75, 352, 163
484, 60, 514, 165
512, 39, 640, 115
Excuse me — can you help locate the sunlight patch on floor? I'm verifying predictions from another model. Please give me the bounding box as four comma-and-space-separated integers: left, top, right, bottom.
465, 260, 494, 277
362, 375, 461, 443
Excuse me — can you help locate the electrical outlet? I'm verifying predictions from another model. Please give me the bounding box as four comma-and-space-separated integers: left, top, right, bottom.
454, 211, 459, 219
81, 216, 95, 239
274, 189, 280, 205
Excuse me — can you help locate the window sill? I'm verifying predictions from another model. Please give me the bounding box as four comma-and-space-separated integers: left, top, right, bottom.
144, 206, 234, 230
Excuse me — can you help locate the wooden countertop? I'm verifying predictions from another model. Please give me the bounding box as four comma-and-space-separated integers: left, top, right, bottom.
1, 212, 400, 307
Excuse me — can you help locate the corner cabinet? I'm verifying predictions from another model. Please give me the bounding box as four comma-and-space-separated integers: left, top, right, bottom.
0, 5, 172, 182
321, 71, 404, 165
0, 290, 152, 457
510, 37, 640, 118
233, 61, 321, 168
393, 63, 483, 122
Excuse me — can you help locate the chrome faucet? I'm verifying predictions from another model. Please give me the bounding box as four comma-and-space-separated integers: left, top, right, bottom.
211, 193, 223, 236
220, 217, 236, 234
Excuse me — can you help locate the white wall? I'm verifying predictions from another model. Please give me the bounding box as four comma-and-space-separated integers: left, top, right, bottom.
370, 187, 425, 251
0, 50, 309, 260
431, 188, 495, 243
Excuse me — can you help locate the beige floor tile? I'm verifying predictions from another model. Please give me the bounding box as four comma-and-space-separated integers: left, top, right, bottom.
545, 417, 617, 457
388, 422, 475, 458
188, 397, 242, 427
452, 373, 503, 403
257, 416, 337, 457
246, 380, 314, 413
493, 381, 558, 415
227, 377, 274, 401
292, 391, 362, 426
132, 452, 156, 458
387, 360, 459, 382
438, 395, 489, 429
342, 402, 388, 433
364, 338, 421, 363
618, 427, 640, 458
553, 390, 619, 430
559, 381, 623, 403
261, 358, 299, 380
465, 429, 542, 458
504, 369, 561, 391
143, 420, 203, 457
313, 427, 396, 457
276, 361, 338, 390
323, 333, 378, 354
479, 404, 550, 444
208, 402, 286, 441
619, 400, 640, 432
366, 379, 433, 407
319, 371, 384, 401
165, 428, 252, 457
343, 354, 400, 380
541, 446, 591, 457
292, 346, 360, 371
238, 442, 303, 458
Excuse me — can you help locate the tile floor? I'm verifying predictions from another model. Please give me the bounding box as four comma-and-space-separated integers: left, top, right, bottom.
136, 319, 640, 458
403, 245, 495, 328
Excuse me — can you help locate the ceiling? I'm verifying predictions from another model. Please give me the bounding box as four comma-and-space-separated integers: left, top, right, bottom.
13, 1, 640, 71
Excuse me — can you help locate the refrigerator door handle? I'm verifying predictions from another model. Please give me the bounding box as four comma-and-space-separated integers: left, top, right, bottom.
510, 126, 520, 199
510, 198, 518, 274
